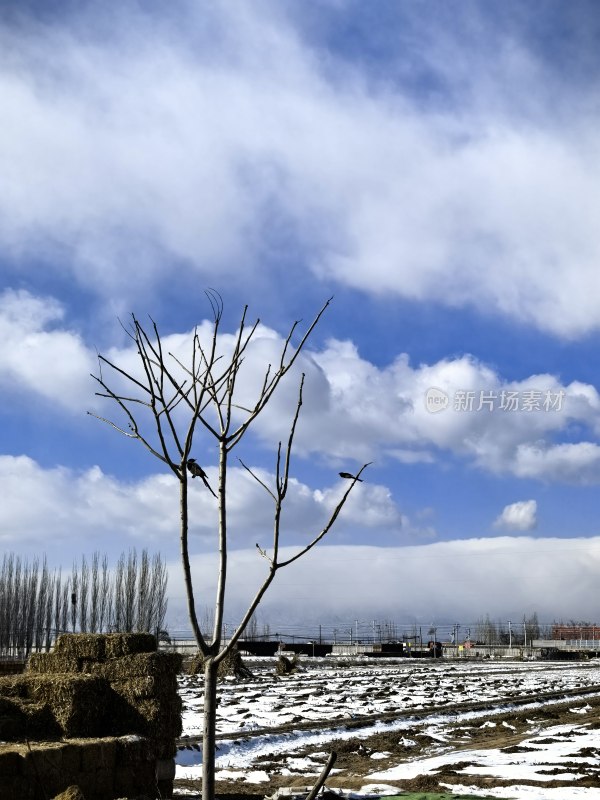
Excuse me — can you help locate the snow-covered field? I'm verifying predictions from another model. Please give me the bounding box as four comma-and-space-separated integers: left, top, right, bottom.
174, 657, 600, 799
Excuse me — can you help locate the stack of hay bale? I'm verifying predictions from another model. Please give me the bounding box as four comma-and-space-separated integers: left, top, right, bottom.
0, 633, 182, 799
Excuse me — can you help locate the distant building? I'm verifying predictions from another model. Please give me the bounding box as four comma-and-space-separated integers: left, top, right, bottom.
552, 624, 599, 640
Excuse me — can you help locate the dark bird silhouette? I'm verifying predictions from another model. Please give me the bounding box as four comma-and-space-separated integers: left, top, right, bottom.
186, 459, 217, 498
339, 471, 363, 482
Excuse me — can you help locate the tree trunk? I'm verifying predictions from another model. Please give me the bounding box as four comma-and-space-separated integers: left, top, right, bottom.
202, 657, 219, 800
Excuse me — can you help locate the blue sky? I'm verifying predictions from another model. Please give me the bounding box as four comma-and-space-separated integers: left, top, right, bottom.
1, 0, 600, 631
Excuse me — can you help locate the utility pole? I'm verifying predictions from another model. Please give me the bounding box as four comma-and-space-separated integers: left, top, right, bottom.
508, 620, 512, 650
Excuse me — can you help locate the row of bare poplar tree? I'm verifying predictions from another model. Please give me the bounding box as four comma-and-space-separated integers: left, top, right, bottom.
0, 549, 168, 657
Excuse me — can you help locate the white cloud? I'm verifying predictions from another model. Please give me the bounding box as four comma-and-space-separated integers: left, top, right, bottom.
494, 500, 537, 531
0, 6, 599, 335
514, 442, 600, 484
0, 455, 401, 553
166, 537, 600, 629
95, 318, 600, 485
301, 340, 600, 484
5, 290, 600, 485
0, 289, 95, 412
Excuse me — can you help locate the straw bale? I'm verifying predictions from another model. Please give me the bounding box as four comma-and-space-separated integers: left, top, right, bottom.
88, 651, 181, 681
23, 699, 61, 739
129, 696, 183, 739
275, 654, 296, 675
156, 756, 176, 781
0, 696, 25, 740
60, 742, 81, 775
109, 675, 176, 701
0, 776, 34, 799
26, 741, 63, 781
78, 738, 116, 773
28, 653, 80, 674
0, 675, 28, 698
23, 674, 109, 737
114, 734, 147, 766
155, 738, 177, 759
104, 632, 157, 658
189, 648, 253, 679
0, 747, 24, 776
0, 695, 60, 741
114, 761, 156, 798
54, 634, 107, 661
51, 787, 86, 800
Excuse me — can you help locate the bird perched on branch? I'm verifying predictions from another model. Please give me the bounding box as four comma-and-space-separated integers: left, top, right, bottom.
339, 471, 363, 482
186, 459, 217, 498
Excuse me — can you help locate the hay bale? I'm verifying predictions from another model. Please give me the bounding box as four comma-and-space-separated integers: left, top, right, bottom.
188, 649, 253, 679
0, 775, 34, 799
99, 686, 181, 740
87, 651, 181, 681
113, 735, 157, 798
0, 697, 26, 740
0, 746, 25, 776
130, 697, 183, 739
78, 738, 116, 773
114, 734, 147, 766
275, 654, 296, 675
0, 696, 60, 741
52, 632, 158, 663
0, 676, 28, 699
104, 632, 157, 658
108, 676, 163, 701
54, 634, 107, 661
22, 674, 109, 737
51, 786, 86, 800
27, 653, 80, 674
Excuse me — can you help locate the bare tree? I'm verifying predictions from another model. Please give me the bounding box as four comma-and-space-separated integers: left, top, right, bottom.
89, 552, 100, 633
34, 558, 47, 652
23, 560, 39, 656
99, 554, 111, 633
79, 556, 90, 633
0, 555, 13, 655
475, 614, 498, 645
151, 553, 168, 635
53, 570, 64, 640
70, 564, 78, 633
90, 295, 368, 800
44, 572, 56, 651
123, 550, 138, 633
113, 553, 125, 632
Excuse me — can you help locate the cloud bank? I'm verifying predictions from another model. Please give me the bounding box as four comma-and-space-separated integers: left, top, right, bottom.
167, 537, 600, 630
